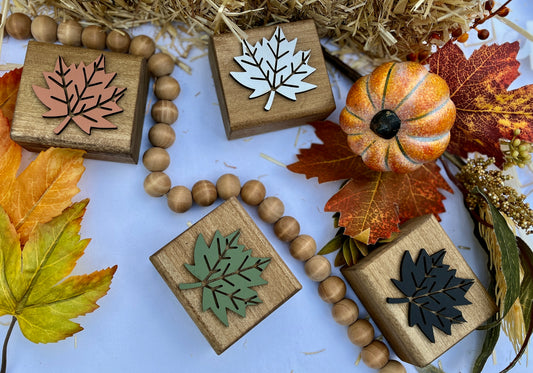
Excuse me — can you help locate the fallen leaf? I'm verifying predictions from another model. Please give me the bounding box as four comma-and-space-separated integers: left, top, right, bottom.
429, 42, 533, 167
0, 68, 23, 121
0, 111, 21, 207
0, 200, 117, 343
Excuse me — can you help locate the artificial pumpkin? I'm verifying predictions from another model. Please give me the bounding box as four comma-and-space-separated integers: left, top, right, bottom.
340, 61, 456, 173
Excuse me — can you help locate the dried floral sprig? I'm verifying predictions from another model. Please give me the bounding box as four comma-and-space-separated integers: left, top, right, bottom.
457, 157, 533, 234
501, 129, 533, 169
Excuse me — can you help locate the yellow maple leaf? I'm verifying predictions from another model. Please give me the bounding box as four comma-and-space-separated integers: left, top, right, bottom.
0, 112, 21, 207
0, 199, 117, 344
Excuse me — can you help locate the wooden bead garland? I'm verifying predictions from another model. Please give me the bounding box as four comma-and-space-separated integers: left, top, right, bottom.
6, 15, 408, 372
81, 25, 107, 50
148, 53, 175, 77
5, 13, 32, 40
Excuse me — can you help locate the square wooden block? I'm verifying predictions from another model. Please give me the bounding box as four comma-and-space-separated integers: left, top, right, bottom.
150, 197, 301, 354
342, 215, 497, 367
209, 19, 336, 139
11, 41, 149, 163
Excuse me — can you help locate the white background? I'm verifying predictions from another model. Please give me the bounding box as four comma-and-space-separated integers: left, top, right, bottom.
1, 3, 533, 373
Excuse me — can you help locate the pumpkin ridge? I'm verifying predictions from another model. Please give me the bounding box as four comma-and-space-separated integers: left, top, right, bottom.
360, 139, 377, 157
344, 107, 364, 122
384, 144, 391, 171
381, 63, 397, 110
393, 72, 429, 112
403, 97, 450, 122
395, 136, 420, 165
365, 76, 377, 111
406, 132, 449, 142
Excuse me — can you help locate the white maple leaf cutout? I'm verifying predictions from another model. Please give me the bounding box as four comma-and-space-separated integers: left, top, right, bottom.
230, 26, 317, 111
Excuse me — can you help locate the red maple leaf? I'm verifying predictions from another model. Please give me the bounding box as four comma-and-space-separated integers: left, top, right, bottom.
288, 122, 452, 244
0, 68, 23, 122
33, 54, 126, 135
429, 42, 533, 167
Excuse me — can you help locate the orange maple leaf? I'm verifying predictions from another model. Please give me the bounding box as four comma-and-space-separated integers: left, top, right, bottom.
429, 42, 533, 167
0, 68, 22, 122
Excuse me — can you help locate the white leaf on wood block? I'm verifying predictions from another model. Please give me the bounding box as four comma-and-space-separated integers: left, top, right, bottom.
230, 26, 317, 111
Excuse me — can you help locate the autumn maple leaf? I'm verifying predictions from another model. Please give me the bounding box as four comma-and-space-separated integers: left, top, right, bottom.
33, 54, 126, 135
0, 68, 22, 122
429, 42, 533, 167
288, 122, 452, 244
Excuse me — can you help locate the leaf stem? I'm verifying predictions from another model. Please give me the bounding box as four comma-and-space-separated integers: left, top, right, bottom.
264, 91, 276, 111
178, 282, 202, 290
54, 116, 71, 134
1, 317, 16, 373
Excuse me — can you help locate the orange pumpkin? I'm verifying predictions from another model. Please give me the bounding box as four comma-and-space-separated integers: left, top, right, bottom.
340, 62, 456, 173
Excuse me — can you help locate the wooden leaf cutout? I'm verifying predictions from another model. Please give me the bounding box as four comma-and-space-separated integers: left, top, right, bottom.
387, 249, 474, 343
230, 26, 316, 111
179, 230, 271, 326
32, 54, 126, 135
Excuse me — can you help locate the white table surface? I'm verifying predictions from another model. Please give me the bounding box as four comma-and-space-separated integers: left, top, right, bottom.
1, 4, 532, 373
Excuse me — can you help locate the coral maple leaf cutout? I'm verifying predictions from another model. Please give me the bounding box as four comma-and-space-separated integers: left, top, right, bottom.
33, 54, 126, 135
230, 26, 316, 111
429, 42, 533, 167
387, 249, 474, 343
288, 122, 452, 244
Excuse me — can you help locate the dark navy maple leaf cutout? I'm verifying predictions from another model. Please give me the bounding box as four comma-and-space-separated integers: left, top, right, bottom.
386, 249, 474, 343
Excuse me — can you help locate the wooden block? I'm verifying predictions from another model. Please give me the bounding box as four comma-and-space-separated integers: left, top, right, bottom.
341, 215, 497, 367
150, 197, 301, 354
11, 41, 149, 163
209, 20, 335, 139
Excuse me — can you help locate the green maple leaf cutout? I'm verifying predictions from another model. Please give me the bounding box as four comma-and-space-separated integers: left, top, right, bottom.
179, 230, 271, 326
387, 249, 474, 343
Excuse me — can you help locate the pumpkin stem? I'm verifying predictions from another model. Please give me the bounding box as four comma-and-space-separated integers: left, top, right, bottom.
370, 110, 401, 139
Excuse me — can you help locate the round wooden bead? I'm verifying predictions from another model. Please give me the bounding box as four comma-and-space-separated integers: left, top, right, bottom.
274, 216, 300, 242
31, 15, 57, 43
361, 340, 390, 370
81, 25, 107, 50
304, 255, 331, 282
129, 35, 155, 59
289, 234, 316, 261
142, 147, 170, 172
379, 360, 406, 373
258, 197, 284, 223
192, 180, 217, 206
148, 123, 175, 148
6, 13, 32, 40
167, 186, 192, 213
331, 298, 359, 325
148, 53, 174, 77
154, 76, 180, 101
57, 20, 82, 46
106, 30, 130, 53
347, 319, 375, 347
318, 276, 346, 303
240, 180, 266, 206
144, 172, 171, 197
151, 100, 178, 124
216, 174, 241, 200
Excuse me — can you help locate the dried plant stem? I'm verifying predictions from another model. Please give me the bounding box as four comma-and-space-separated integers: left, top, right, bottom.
1, 317, 16, 373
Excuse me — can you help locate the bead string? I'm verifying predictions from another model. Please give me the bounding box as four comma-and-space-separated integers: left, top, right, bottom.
5, 13, 406, 373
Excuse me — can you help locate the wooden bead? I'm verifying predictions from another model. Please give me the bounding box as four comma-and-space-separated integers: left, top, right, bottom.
379, 360, 406, 373
81, 25, 106, 50
31, 15, 57, 43
331, 298, 359, 326
304, 255, 331, 282
289, 234, 316, 261
192, 180, 217, 207
148, 53, 174, 77
57, 20, 82, 46
6, 13, 32, 40
361, 340, 390, 370
106, 30, 130, 53
240, 180, 266, 206
144, 172, 171, 197
318, 276, 346, 303
258, 197, 284, 223
142, 147, 170, 172
274, 216, 300, 242
167, 186, 192, 213
148, 123, 175, 148
154, 76, 180, 100
216, 174, 241, 200
347, 319, 375, 347
129, 35, 155, 59
151, 100, 178, 124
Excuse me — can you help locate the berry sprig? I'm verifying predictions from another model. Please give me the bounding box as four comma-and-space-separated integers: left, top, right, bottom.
453, 0, 513, 43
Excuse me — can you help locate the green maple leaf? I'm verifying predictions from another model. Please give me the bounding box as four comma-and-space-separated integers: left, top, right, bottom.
179, 230, 271, 326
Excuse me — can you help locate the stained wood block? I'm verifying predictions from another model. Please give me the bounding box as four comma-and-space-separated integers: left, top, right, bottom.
209, 19, 335, 139
11, 41, 149, 163
150, 197, 301, 354
341, 215, 497, 367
